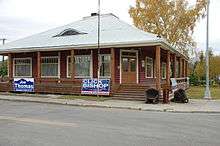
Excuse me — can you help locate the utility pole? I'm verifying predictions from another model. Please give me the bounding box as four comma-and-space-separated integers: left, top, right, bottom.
0, 38, 6, 63
97, 0, 101, 98
204, 0, 211, 99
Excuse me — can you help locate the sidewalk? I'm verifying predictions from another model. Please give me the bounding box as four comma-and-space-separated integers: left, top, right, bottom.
0, 93, 220, 113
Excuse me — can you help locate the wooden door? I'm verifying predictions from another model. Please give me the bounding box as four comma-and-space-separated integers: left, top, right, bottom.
121, 52, 137, 84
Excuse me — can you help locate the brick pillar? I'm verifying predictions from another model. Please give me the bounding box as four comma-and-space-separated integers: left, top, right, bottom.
173, 54, 176, 78
111, 48, 115, 84
179, 58, 183, 78
182, 59, 185, 77
155, 46, 161, 91
37, 52, 41, 81
185, 60, 188, 77
70, 50, 75, 80
164, 51, 170, 103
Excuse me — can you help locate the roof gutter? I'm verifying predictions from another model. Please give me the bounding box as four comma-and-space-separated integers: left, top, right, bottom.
0, 39, 188, 60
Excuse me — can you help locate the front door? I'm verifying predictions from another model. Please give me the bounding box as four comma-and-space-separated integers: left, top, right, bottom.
121, 51, 137, 84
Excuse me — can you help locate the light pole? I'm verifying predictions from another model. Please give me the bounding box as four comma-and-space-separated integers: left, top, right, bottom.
204, 0, 211, 99
97, 0, 101, 98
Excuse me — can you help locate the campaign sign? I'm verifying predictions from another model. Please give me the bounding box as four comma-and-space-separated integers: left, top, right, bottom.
13, 78, 34, 92
81, 79, 110, 95
170, 78, 178, 90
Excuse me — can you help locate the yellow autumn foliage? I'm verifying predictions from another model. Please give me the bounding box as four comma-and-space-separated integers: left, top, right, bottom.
195, 56, 220, 80
129, 0, 207, 55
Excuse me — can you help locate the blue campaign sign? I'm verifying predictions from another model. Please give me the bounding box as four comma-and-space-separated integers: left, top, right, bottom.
13, 78, 34, 92
81, 79, 110, 95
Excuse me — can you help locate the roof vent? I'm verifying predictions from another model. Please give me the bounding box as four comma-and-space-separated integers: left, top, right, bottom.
54, 28, 87, 37
157, 35, 161, 38
91, 13, 99, 16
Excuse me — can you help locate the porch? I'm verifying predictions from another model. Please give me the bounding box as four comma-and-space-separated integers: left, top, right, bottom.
0, 46, 188, 101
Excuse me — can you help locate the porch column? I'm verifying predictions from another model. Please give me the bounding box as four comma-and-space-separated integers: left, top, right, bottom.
183, 59, 185, 77
111, 48, 115, 84
179, 58, 183, 78
8, 53, 13, 79
70, 50, 75, 80
173, 54, 176, 78
166, 51, 170, 84
164, 51, 170, 103
37, 52, 41, 81
155, 46, 161, 91
185, 60, 188, 77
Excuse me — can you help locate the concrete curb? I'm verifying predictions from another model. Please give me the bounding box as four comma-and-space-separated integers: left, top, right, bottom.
0, 92, 61, 98
1, 97, 220, 114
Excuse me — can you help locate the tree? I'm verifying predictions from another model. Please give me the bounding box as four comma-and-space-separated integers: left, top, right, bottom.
199, 51, 204, 62
0, 61, 8, 78
195, 54, 220, 83
129, 0, 207, 55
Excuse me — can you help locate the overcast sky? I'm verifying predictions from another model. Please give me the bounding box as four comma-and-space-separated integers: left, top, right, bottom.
0, 0, 219, 55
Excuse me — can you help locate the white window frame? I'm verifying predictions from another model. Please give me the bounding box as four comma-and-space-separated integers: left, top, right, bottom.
41, 56, 60, 78
13, 57, 32, 78
162, 62, 166, 79
99, 54, 111, 78
145, 57, 154, 78
74, 55, 92, 79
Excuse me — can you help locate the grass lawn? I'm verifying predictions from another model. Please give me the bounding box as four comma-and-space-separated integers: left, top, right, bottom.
187, 86, 220, 99
60, 95, 111, 101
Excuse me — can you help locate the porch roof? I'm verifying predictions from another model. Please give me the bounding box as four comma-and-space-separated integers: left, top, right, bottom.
0, 13, 187, 59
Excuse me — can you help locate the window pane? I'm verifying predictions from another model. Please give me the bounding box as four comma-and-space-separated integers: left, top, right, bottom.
145, 57, 153, 77
130, 58, 136, 72
41, 64, 58, 77
68, 57, 71, 77
100, 55, 110, 77
162, 63, 166, 79
176, 61, 179, 77
14, 59, 31, 77
41, 57, 58, 77
146, 65, 152, 77
75, 56, 91, 77
15, 65, 31, 76
122, 58, 129, 72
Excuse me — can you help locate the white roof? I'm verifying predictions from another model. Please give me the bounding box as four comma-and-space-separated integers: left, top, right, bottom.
0, 13, 178, 55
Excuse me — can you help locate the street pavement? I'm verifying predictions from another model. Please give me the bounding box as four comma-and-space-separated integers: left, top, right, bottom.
1, 94, 220, 113
0, 100, 220, 146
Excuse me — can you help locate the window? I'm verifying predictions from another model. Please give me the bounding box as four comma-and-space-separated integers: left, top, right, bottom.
162, 62, 166, 79
41, 57, 59, 77
13, 58, 32, 77
176, 60, 180, 77
130, 58, 136, 72
122, 58, 129, 72
170, 63, 174, 78
99, 55, 111, 77
75, 55, 91, 78
145, 57, 153, 78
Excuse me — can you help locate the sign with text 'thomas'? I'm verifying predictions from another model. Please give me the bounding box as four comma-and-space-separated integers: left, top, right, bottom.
13, 78, 34, 92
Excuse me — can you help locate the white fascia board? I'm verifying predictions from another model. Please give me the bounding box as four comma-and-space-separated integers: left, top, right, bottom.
0, 39, 188, 60
0, 40, 161, 53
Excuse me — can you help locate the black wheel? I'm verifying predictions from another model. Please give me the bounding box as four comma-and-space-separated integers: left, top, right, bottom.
183, 98, 189, 103
155, 98, 159, 104
145, 99, 149, 104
